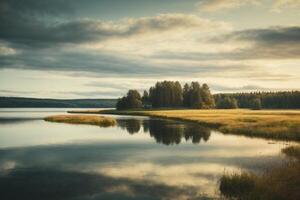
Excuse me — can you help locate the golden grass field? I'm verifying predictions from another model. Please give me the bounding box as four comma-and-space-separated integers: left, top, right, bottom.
71, 109, 300, 141
141, 109, 300, 141
44, 114, 117, 127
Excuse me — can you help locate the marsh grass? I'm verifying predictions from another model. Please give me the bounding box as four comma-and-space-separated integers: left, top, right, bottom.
219, 146, 300, 200
282, 146, 300, 160
44, 115, 117, 127
71, 109, 300, 141
219, 172, 256, 199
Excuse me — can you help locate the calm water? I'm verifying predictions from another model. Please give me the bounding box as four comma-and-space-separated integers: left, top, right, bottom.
0, 108, 289, 200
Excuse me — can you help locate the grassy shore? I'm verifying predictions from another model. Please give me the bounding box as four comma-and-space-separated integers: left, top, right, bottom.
219, 145, 300, 200
69, 109, 300, 141
44, 114, 117, 127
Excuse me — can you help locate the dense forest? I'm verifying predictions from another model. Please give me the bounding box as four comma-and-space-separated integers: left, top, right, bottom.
0, 97, 117, 108
116, 81, 300, 110
214, 91, 300, 109
117, 81, 215, 110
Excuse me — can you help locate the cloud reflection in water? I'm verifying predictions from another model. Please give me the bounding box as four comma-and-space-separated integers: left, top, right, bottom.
0, 117, 286, 199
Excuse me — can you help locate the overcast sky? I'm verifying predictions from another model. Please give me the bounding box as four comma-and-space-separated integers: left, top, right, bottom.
0, 0, 300, 98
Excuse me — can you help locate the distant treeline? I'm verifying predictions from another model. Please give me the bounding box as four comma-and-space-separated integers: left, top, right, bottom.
214, 91, 300, 109
117, 81, 214, 110
0, 97, 117, 108
117, 81, 300, 110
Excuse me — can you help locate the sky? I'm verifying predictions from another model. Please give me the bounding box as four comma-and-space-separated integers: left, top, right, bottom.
0, 0, 300, 99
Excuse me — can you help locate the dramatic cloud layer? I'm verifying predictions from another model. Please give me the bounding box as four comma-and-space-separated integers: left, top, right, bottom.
220, 26, 300, 44
214, 26, 300, 59
155, 26, 300, 61
0, 0, 299, 98
1, 13, 228, 48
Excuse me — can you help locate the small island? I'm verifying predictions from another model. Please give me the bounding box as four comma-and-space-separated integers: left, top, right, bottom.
44, 115, 117, 127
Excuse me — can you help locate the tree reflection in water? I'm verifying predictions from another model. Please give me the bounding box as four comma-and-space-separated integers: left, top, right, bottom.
117, 119, 141, 134
117, 118, 211, 145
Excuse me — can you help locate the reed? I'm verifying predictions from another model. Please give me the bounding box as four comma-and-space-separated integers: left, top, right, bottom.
219, 145, 300, 200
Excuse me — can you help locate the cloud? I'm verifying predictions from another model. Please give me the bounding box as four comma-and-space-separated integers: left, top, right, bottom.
0, 49, 159, 75
1, 0, 299, 98
0, 9, 228, 48
0, 88, 120, 99
214, 26, 300, 59
55, 90, 122, 99
197, 0, 300, 12
197, 0, 259, 12
0, 0, 74, 16
0, 46, 16, 56
219, 26, 300, 44
0, 0, 232, 82
154, 26, 300, 61
210, 84, 297, 93
0, 47, 246, 77
0, 89, 34, 96
272, 0, 300, 12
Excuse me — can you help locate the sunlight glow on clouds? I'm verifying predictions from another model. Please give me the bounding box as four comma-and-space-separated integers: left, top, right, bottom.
0, 44, 17, 56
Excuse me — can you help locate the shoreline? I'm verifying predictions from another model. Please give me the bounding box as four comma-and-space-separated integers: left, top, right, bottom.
69, 109, 300, 142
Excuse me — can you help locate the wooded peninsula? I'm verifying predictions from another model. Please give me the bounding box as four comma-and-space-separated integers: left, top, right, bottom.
116, 81, 300, 110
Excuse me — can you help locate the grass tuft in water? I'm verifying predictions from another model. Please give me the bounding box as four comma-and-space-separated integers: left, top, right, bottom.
219, 145, 300, 200
44, 115, 117, 127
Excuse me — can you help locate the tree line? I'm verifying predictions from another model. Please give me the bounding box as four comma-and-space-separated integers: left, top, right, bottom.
214, 91, 300, 109
116, 81, 300, 110
116, 81, 215, 110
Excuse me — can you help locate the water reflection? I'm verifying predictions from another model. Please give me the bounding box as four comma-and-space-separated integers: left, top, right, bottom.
0, 141, 283, 200
0, 109, 287, 200
117, 118, 211, 145
0, 168, 205, 200
0, 117, 39, 125
118, 119, 142, 134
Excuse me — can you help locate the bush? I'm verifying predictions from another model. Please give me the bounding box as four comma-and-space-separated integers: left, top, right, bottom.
116, 90, 143, 110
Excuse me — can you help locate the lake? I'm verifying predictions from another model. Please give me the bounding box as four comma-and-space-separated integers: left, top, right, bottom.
0, 108, 289, 200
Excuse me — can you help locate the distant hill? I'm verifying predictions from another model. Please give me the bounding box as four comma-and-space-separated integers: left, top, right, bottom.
0, 97, 117, 108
